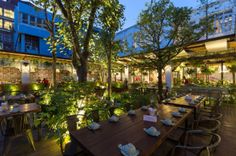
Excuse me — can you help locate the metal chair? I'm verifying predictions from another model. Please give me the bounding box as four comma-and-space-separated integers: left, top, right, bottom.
2, 114, 36, 156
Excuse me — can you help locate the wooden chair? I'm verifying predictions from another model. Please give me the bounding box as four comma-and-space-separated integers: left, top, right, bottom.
63, 115, 84, 156
171, 130, 221, 156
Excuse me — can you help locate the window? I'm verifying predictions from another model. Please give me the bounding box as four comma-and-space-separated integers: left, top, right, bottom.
4, 9, 14, 19
0, 33, 2, 42
43, 20, 48, 29
0, 19, 2, 28
3, 33, 12, 43
30, 16, 35, 26
37, 18, 42, 27
25, 35, 39, 51
22, 13, 28, 24
4, 20, 13, 30
0, 8, 2, 16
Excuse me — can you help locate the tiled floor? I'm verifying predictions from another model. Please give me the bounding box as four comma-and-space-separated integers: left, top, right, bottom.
1, 104, 236, 156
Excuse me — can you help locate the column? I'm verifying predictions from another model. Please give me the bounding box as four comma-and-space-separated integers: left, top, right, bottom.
221, 61, 224, 85
165, 65, 172, 89
21, 61, 30, 84
20, 34, 25, 52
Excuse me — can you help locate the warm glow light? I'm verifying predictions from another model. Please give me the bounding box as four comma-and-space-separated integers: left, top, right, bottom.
218, 65, 228, 73
205, 39, 228, 52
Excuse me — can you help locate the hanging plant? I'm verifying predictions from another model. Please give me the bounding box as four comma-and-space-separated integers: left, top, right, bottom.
44, 61, 52, 67
186, 68, 196, 75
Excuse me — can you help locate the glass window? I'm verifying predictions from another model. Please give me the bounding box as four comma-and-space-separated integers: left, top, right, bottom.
0, 19, 2, 28
4, 20, 13, 30
0, 8, 2, 16
30, 16, 35, 26
3, 33, 12, 43
25, 35, 39, 51
37, 18, 42, 27
0, 32, 3, 42
43, 20, 48, 29
4, 9, 14, 19
22, 13, 28, 24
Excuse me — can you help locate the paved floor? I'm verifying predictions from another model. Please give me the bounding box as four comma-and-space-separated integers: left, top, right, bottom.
0, 104, 236, 156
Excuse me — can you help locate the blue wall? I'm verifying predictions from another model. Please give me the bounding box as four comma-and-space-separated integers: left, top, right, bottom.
14, 1, 70, 58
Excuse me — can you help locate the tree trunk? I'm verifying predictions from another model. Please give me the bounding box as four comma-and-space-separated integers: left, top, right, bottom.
52, 49, 57, 87
71, 51, 88, 82
157, 68, 163, 102
51, 35, 57, 87
78, 59, 88, 82
107, 53, 112, 100
233, 72, 235, 85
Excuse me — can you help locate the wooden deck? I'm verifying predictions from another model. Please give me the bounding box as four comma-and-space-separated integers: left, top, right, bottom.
0, 104, 236, 156
215, 104, 236, 156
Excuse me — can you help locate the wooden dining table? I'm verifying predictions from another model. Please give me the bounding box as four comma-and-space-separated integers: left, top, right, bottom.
0, 103, 41, 155
70, 105, 192, 156
0, 103, 41, 118
164, 95, 205, 120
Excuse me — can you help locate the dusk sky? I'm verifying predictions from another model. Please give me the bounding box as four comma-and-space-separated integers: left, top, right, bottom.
119, 0, 200, 30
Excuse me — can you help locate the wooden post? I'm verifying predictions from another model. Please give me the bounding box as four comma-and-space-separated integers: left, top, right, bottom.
221, 61, 224, 85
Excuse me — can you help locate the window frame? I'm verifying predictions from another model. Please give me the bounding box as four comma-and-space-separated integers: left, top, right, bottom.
30, 16, 36, 26
3, 9, 14, 19
22, 13, 28, 24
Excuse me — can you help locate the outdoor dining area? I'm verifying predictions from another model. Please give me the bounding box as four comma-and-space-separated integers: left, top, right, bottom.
0, 84, 230, 156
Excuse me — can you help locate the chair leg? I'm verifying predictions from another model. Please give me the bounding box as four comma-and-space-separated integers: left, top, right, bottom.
37, 122, 42, 141
25, 129, 36, 151
2, 135, 11, 156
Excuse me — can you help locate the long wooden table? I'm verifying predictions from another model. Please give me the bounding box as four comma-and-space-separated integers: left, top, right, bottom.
164, 95, 205, 120
70, 105, 192, 156
0, 103, 41, 118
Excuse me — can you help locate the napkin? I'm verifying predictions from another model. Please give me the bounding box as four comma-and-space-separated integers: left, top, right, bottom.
161, 118, 174, 126
128, 110, 136, 115
189, 101, 196, 105
88, 122, 100, 130
185, 95, 192, 101
144, 126, 160, 137
178, 107, 186, 113
172, 112, 182, 117
109, 115, 119, 122
118, 143, 139, 156
141, 106, 148, 110
148, 107, 156, 116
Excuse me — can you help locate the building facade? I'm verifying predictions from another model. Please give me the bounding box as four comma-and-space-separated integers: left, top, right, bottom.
116, 0, 236, 86
14, 1, 70, 58
0, 0, 18, 51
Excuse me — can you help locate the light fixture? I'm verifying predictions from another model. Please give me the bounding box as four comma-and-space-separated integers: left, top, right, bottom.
205, 39, 228, 52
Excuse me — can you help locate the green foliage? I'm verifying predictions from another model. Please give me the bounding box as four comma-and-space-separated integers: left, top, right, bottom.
132, 0, 204, 101
200, 65, 216, 75
186, 68, 197, 75
36, 81, 107, 149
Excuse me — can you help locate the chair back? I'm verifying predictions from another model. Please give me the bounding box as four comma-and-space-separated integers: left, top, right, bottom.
66, 115, 79, 132
208, 133, 221, 155
12, 114, 26, 135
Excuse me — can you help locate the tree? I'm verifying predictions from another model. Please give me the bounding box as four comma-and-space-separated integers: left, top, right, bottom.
199, 0, 209, 40
134, 0, 204, 101
31, 0, 58, 86
228, 64, 236, 85
54, 0, 101, 82
98, 0, 125, 100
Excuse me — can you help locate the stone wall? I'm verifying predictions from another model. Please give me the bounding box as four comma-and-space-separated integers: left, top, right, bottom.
0, 67, 21, 84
